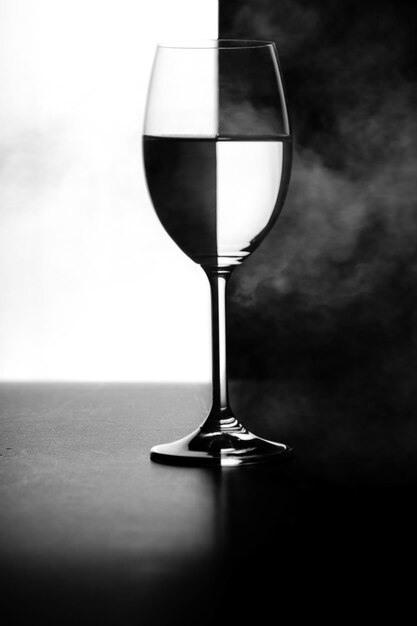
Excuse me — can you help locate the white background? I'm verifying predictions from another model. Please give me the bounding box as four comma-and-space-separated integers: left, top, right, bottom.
0, 0, 218, 381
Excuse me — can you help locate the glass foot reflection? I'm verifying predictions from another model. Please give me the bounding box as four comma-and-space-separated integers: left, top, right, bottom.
151, 418, 292, 467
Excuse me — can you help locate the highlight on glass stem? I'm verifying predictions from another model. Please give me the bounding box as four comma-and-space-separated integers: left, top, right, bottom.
142, 40, 293, 466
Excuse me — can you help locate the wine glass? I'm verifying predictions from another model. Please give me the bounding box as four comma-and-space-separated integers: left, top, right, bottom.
143, 39, 292, 466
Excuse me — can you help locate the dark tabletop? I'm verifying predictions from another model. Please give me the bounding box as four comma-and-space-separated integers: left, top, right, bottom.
0, 383, 415, 624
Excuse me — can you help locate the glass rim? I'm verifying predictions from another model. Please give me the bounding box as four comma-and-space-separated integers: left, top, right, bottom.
156, 39, 276, 50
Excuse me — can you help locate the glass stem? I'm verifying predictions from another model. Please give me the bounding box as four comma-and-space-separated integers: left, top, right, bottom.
203, 269, 234, 430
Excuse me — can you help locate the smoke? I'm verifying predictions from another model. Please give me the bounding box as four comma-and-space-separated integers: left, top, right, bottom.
231, 85, 417, 309
228, 0, 321, 55
221, 0, 417, 482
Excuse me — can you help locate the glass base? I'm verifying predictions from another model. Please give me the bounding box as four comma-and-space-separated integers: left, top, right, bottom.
150, 419, 292, 467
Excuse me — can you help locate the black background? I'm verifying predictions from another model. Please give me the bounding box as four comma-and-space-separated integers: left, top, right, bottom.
221, 0, 417, 489
219, 3, 417, 616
